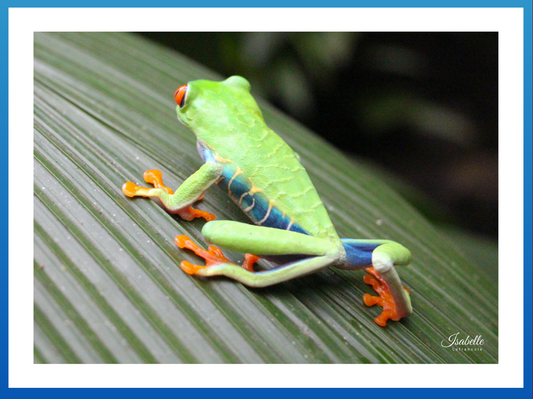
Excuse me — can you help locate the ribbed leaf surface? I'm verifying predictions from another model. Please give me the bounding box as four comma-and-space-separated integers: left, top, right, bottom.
34, 32, 497, 364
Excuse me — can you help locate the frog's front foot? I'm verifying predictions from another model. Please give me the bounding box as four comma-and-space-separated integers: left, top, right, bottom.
175, 235, 260, 275
122, 170, 215, 222
122, 169, 174, 196
363, 267, 410, 327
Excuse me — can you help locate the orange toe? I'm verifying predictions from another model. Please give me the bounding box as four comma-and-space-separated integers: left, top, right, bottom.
242, 253, 260, 272
180, 260, 206, 275
143, 170, 174, 194
122, 182, 142, 197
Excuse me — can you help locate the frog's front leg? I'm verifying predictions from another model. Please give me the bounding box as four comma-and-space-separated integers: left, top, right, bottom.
340, 239, 412, 326
176, 221, 341, 288
122, 162, 222, 221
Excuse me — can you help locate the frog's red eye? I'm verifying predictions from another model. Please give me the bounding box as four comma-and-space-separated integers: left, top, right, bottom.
174, 84, 188, 107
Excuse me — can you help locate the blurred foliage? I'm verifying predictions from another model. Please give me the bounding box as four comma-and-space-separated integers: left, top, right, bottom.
141, 32, 498, 239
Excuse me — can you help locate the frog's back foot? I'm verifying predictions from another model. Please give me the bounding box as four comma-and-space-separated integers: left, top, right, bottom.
363, 267, 412, 326
338, 239, 412, 327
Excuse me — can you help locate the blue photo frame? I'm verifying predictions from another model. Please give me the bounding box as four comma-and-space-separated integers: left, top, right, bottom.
4, 1, 532, 397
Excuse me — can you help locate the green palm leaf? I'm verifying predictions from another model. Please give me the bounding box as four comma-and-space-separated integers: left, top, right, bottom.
34, 32, 497, 364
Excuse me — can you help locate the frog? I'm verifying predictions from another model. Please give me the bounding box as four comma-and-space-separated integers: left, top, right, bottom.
122, 76, 412, 327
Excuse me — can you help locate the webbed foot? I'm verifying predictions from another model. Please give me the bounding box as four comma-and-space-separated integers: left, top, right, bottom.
175, 235, 259, 275
122, 170, 215, 222
142, 169, 175, 194
363, 267, 410, 327
122, 170, 174, 196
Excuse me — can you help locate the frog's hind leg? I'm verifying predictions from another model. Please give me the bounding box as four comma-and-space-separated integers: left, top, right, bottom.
176, 220, 340, 288
339, 239, 412, 326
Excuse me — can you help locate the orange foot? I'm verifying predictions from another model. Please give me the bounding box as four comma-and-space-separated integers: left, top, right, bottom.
363, 267, 403, 327
143, 170, 203, 200
175, 235, 260, 274
123, 170, 215, 222
175, 235, 231, 274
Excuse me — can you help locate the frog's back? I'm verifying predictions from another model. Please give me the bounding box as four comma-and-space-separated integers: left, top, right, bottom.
184, 76, 340, 243
199, 123, 340, 244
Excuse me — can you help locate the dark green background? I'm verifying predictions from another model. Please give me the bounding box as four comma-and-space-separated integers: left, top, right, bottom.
141, 32, 498, 239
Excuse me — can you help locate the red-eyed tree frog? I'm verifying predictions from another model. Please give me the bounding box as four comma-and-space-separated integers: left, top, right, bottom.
122, 76, 412, 327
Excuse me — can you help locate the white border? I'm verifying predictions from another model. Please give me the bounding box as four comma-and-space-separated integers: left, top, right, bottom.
11, 7, 524, 388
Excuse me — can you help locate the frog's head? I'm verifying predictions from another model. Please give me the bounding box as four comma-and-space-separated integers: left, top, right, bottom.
174, 76, 263, 140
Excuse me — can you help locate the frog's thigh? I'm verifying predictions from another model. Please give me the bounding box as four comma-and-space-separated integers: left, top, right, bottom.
191, 221, 340, 287
202, 220, 333, 256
